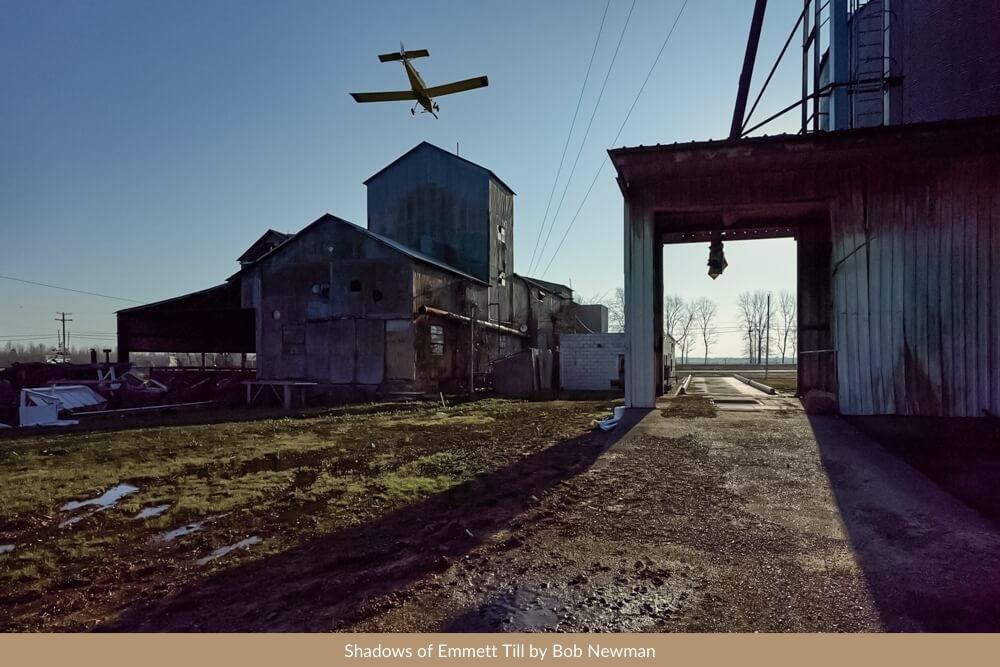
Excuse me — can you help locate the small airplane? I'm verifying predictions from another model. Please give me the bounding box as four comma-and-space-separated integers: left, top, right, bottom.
350, 43, 488, 118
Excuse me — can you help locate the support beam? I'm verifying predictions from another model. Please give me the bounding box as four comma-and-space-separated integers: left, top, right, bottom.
730, 0, 768, 139
624, 200, 657, 408
829, 0, 850, 129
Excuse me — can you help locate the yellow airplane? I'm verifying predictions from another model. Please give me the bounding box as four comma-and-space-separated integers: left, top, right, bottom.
350, 43, 488, 118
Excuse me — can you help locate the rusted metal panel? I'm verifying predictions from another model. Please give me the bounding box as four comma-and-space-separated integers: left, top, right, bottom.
384, 319, 415, 380
356, 319, 385, 385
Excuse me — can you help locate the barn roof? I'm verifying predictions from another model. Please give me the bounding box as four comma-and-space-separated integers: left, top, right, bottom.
363, 141, 515, 195
246, 214, 488, 285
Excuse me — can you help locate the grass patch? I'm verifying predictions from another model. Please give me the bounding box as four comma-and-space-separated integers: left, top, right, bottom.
0, 397, 615, 630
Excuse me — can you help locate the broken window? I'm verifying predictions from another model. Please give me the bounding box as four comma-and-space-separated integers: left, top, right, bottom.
430, 325, 445, 356
497, 225, 506, 242
498, 272, 507, 286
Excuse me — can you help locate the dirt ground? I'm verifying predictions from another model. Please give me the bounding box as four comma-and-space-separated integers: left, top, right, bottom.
2, 395, 999, 632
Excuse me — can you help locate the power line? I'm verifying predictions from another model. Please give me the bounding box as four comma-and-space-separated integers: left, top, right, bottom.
0, 274, 142, 303
525, 0, 612, 275
539, 0, 690, 279
530, 0, 638, 275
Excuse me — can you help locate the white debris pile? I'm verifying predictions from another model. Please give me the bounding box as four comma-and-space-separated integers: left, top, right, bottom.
592, 406, 626, 431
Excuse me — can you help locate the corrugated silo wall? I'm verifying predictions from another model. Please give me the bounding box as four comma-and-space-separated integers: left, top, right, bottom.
366, 146, 491, 282
831, 153, 1000, 416
894, 0, 1000, 124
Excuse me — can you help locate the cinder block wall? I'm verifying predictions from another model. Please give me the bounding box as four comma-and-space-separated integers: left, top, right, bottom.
559, 333, 625, 391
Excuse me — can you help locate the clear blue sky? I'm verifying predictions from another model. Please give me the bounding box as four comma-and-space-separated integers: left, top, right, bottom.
1, 0, 805, 356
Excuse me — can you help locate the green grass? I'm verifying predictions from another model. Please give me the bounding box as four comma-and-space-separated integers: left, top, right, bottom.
0, 398, 614, 630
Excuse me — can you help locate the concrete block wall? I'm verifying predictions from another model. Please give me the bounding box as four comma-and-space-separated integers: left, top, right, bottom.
559, 333, 625, 391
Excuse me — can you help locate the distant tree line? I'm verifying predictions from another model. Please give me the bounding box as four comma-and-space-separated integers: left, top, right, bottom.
593, 288, 797, 365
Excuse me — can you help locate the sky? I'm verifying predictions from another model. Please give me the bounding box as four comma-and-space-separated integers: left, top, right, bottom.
0, 0, 806, 357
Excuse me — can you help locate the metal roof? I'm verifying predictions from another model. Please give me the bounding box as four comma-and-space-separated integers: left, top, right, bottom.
21, 385, 105, 410
609, 115, 1000, 184
514, 274, 573, 300
245, 214, 489, 285
363, 141, 516, 195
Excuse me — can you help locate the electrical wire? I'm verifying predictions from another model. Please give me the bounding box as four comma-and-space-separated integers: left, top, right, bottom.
525, 0, 612, 275
529, 0, 638, 275
0, 274, 142, 303
539, 0, 690, 279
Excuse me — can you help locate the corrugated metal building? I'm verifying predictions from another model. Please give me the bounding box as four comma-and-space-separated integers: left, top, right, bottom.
610, 116, 1000, 416
612, 0, 1000, 417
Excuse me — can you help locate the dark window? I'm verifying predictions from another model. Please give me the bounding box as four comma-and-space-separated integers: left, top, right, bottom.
372, 289, 383, 302
430, 325, 445, 356
349, 279, 361, 292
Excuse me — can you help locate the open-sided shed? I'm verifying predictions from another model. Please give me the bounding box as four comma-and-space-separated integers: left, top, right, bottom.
116, 280, 255, 363
610, 115, 1000, 417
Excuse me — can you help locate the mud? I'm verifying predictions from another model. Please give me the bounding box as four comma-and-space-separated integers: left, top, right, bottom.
5, 397, 999, 632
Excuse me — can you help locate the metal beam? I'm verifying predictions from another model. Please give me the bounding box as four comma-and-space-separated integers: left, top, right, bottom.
730, 0, 768, 140
829, 0, 850, 129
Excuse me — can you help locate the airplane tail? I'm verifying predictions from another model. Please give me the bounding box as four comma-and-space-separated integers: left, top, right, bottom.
378, 48, 429, 62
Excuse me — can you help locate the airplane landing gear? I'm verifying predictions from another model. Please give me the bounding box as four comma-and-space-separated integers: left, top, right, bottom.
410, 108, 415, 115
433, 102, 440, 112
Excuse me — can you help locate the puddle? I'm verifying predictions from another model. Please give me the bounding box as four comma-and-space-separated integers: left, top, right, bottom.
156, 514, 226, 543
0, 544, 15, 554
196, 536, 261, 566
59, 505, 113, 529
61, 483, 139, 512
157, 521, 205, 543
133, 504, 171, 520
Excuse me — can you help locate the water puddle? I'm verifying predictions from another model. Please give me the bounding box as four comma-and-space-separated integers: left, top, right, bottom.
157, 521, 206, 543
196, 536, 261, 566
133, 504, 171, 520
61, 483, 139, 512
155, 514, 226, 543
0, 544, 15, 554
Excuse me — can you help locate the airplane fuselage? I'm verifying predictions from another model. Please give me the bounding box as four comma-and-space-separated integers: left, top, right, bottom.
402, 58, 436, 115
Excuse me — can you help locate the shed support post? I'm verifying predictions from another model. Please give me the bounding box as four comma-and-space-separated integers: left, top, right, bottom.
624, 200, 657, 408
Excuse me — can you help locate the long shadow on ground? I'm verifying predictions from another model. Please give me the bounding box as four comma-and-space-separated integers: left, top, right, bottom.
102, 410, 648, 631
809, 414, 1000, 631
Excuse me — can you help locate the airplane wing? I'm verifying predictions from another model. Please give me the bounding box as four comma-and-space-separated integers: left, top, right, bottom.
423, 76, 489, 98
350, 90, 419, 103
378, 49, 429, 62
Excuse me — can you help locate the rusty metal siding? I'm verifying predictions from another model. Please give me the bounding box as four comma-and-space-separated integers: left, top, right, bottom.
253, 220, 415, 382
366, 143, 491, 282
833, 156, 1000, 416
489, 179, 514, 322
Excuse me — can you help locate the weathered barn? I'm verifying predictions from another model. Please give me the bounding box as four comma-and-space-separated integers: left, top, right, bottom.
239, 213, 526, 394
118, 142, 606, 398
611, 115, 1000, 416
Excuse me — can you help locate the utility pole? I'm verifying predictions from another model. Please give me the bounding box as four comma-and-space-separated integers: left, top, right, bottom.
55, 312, 72, 362
764, 294, 771, 380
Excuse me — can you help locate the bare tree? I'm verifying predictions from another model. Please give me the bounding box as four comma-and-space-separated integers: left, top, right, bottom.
677, 300, 697, 363
604, 288, 626, 333
663, 294, 686, 339
694, 297, 718, 364
777, 290, 796, 363
736, 291, 756, 363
